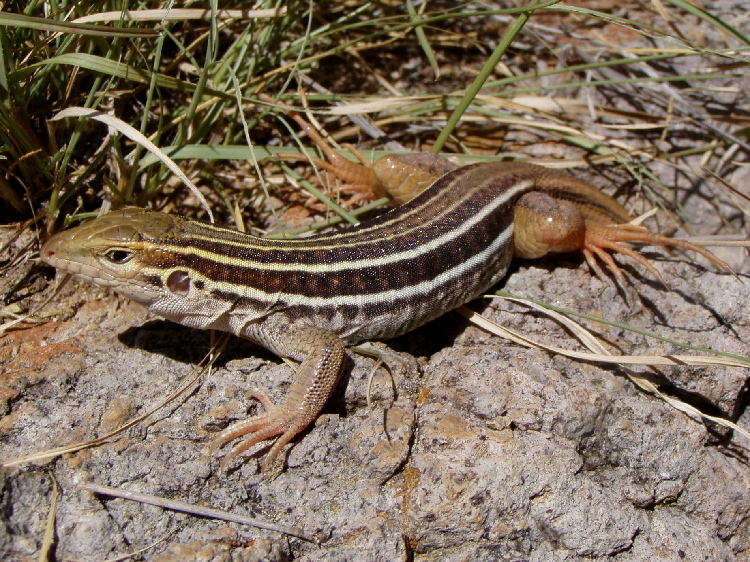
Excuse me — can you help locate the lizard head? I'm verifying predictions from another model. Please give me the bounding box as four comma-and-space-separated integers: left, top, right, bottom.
41, 206, 187, 304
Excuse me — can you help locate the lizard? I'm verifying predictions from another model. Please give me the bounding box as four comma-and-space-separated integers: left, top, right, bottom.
39, 105, 731, 470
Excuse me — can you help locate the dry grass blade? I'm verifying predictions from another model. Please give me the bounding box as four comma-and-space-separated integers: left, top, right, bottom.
50, 108, 214, 222
0, 273, 71, 337
459, 305, 749, 368
72, 8, 287, 24
680, 236, 750, 248
102, 531, 175, 562
325, 95, 432, 115
81, 483, 318, 543
39, 473, 59, 562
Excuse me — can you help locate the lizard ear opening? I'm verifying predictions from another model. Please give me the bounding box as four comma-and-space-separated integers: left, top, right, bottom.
167, 270, 191, 295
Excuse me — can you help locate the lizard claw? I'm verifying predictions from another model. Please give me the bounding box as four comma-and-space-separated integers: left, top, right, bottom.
583, 223, 732, 285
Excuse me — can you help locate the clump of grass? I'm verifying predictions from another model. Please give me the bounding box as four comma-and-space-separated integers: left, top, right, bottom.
0, 3, 308, 225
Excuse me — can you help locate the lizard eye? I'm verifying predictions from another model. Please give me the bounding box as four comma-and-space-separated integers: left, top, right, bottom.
104, 249, 134, 264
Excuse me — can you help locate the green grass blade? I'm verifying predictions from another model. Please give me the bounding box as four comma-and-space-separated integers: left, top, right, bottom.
665, 0, 750, 46
0, 11, 157, 38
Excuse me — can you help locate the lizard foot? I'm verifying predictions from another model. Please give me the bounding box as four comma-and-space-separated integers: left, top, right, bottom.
212, 389, 308, 472
583, 223, 733, 286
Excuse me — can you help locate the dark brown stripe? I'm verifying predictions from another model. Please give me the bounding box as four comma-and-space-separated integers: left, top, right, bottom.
147, 165, 523, 298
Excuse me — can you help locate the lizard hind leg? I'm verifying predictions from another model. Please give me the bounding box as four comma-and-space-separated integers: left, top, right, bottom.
512, 190, 732, 284
264, 95, 381, 204
512, 191, 587, 260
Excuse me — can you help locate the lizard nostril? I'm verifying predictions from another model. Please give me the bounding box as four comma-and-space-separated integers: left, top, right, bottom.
40, 238, 61, 263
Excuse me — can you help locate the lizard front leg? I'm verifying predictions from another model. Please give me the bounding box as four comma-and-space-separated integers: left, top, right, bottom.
213, 319, 346, 470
